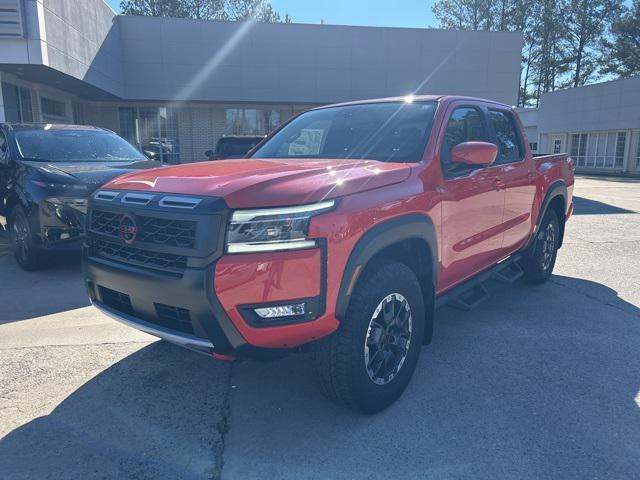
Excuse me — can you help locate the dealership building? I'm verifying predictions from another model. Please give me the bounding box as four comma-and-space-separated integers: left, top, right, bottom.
0, 0, 638, 174
0, 0, 522, 164
532, 76, 640, 176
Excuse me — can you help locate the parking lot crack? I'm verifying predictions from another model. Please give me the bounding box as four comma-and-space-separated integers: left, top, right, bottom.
209, 362, 234, 480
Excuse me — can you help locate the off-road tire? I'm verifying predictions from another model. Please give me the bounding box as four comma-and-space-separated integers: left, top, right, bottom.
521, 209, 560, 284
312, 261, 425, 413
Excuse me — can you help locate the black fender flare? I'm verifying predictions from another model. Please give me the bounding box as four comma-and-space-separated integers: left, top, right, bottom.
335, 214, 438, 323
528, 180, 567, 249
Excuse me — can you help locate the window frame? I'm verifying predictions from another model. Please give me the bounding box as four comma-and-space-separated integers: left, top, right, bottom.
438, 104, 492, 180
486, 108, 525, 165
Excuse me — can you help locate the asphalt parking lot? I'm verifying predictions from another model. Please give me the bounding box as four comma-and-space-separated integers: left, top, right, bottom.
1, 176, 639, 480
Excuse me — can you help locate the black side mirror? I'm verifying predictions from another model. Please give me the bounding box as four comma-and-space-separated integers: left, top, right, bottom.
143, 150, 158, 160
204, 150, 215, 159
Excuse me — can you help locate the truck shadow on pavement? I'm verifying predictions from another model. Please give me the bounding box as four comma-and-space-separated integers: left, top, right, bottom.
1, 276, 639, 480
0, 256, 90, 324
0, 341, 230, 480
572, 196, 636, 215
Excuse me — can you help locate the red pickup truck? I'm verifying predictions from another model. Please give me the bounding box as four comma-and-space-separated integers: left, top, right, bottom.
83, 96, 574, 412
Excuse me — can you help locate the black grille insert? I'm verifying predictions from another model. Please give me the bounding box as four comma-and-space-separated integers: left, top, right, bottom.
90, 210, 197, 249
100, 286, 133, 315
154, 303, 194, 335
90, 238, 188, 273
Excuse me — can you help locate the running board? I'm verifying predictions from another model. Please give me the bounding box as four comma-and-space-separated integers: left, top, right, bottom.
491, 257, 524, 284
436, 254, 522, 311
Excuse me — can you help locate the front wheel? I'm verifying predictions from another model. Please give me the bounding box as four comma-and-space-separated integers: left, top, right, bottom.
521, 209, 560, 284
9, 206, 45, 271
312, 261, 425, 413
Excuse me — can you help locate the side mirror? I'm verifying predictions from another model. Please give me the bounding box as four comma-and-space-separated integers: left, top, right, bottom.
451, 141, 498, 167
143, 150, 158, 160
204, 150, 214, 159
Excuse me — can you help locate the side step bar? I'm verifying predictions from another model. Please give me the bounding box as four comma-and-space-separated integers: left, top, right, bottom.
436, 254, 522, 311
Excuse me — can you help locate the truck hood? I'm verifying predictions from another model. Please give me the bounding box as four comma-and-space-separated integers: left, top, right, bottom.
105, 158, 412, 208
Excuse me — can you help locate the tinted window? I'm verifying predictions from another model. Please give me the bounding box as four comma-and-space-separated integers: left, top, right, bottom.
252, 102, 438, 163
14, 129, 146, 163
441, 107, 488, 176
489, 110, 523, 164
217, 138, 261, 158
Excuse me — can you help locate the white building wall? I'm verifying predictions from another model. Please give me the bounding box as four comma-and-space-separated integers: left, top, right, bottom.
116, 18, 522, 105
515, 107, 538, 151
536, 76, 640, 174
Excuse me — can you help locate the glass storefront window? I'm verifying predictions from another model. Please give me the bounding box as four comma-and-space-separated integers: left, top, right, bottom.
226, 108, 281, 135
569, 131, 627, 170
118, 106, 181, 164
1, 82, 33, 123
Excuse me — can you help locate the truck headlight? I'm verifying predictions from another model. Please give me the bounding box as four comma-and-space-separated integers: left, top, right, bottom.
226, 200, 335, 254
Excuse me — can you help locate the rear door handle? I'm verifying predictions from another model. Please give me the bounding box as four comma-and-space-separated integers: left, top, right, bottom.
494, 178, 505, 191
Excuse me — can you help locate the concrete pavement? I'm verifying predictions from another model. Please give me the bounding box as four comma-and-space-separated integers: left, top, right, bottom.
1, 176, 639, 479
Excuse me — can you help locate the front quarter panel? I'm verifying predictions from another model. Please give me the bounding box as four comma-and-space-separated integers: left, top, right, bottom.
210, 172, 441, 350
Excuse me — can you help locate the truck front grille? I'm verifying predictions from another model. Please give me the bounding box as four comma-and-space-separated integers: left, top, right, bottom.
90, 210, 197, 249
90, 238, 188, 274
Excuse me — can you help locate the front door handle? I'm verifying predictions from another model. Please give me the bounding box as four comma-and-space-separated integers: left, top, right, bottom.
494, 178, 505, 191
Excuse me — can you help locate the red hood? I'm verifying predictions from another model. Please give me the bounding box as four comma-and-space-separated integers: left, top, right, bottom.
104, 158, 412, 208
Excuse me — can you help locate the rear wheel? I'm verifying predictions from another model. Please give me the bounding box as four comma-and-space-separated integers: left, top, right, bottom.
521, 209, 559, 284
9, 206, 45, 271
312, 261, 425, 413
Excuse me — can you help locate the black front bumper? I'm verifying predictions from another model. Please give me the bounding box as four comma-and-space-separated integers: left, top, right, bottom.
83, 252, 247, 356
83, 191, 296, 361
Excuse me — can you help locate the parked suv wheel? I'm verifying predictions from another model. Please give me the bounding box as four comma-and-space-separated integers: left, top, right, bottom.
9, 206, 45, 271
521, 209, 560, 284
312, 261, 425, 413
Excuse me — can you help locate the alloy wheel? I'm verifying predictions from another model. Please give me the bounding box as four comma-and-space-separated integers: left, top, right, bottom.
364, 293, 413, 386
11, 215, 30, 263
540, 223, 556, 271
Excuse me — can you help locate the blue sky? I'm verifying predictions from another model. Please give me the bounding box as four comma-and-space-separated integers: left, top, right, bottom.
105, 0, 438, 28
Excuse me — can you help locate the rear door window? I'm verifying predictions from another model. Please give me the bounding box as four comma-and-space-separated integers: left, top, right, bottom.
488, 109, 524, 164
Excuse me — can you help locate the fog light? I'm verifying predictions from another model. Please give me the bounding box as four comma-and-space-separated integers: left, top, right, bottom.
254, 303, 306, 319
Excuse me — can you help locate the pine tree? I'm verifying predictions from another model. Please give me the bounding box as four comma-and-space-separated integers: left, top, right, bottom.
600, 0, 640, 77
565, 0, 623, 87
120, 0, 290, 22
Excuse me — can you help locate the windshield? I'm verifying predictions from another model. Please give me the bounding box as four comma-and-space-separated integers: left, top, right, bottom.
14, 129, 147, 163
252, 101, 437, 163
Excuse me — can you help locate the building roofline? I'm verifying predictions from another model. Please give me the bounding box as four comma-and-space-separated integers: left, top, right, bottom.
101, 0, 117, 15
115, 14, 522, 36
541, 74, 640, 98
